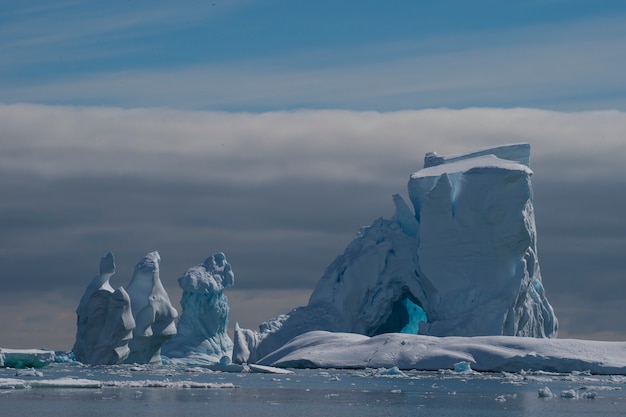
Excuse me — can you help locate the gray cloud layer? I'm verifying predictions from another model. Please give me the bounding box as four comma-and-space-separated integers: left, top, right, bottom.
1, 104, 625, 348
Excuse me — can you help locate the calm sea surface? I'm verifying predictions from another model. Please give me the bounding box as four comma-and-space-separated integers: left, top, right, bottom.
2, 364, 626, 416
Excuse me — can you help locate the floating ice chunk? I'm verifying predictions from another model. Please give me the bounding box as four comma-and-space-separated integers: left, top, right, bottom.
376, 366, 407, 377
248, 364, 294, 374
15, 368, 43, 377
560, 389, 578, 399
30, 378, 103, 389
0, 377, 102, 389
538, 386, 553, 398
0, 378, 28, 389
454, 361, 473, 373
102, 380, 238, 389
0, 348, 55, 369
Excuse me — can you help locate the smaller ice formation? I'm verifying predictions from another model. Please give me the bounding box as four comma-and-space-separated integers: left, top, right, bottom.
125, 251, 178, 365
234, 143, 558, 364
74, 251, 237, 365
72, 252, 135, 365
0, 348, 55, 369
162, 253, 235, 364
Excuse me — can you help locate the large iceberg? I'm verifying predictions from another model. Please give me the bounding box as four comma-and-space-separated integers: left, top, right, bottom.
162, 252, 235, 364
234, 143, 558, 363
125, 251, 178, 365
72, 252, 135, 365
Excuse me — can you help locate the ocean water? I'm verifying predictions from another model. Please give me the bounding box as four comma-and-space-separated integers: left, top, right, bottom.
2, 364, 626, 416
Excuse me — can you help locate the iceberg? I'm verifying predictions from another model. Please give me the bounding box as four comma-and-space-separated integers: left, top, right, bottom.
257, 331, 626, 374
234, 144, 558, 363
72, 252, 135, 365
0, 348, 55, 369
162, 252, 235, 364
73, 251, 238, 365
125, 251, 178, 364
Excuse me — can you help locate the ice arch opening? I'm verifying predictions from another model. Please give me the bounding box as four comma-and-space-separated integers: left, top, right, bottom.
371, 293, 428, 335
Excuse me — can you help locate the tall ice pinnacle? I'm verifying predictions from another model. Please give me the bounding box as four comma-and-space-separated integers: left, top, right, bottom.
125, 251, 178, 364
73, 252, 135, 365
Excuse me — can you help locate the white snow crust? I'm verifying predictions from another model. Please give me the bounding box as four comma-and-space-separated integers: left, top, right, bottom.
0, 377, 237, 389
258, 331, 626, 375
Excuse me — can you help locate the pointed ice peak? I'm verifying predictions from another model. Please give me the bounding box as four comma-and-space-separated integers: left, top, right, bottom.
99, 252, 115, 275
392, 194, 418, 236
135, 251, 160, 272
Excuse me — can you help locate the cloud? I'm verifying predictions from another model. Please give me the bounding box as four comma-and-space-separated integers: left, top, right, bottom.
3, 13, 626, 110
1, 104, 625, 346
2, 104, 625, 182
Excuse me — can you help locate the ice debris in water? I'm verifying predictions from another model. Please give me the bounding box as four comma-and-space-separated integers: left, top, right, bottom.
454, 361, 473, 373
538, 386, 553, 398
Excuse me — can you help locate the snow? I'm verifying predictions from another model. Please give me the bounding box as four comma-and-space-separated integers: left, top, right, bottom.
258, 331, 626, 374
162, 252, 234, 364
0, 377, 101, 389
423, 143, 531, 168
412, 154, 532, 179
234, 144, 558, 363
0, 377, 237, 389
0, 348, 55, 369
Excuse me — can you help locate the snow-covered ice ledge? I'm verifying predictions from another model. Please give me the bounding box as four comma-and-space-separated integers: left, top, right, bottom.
258, 331, 626, 375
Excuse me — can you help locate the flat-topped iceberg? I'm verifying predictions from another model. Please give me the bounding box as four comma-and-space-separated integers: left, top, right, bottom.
258, 331, 626, 375
234, 144, 558, 363
0, 348, 55, 369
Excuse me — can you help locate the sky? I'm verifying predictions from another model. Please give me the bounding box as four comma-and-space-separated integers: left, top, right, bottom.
1, 0, 625, 350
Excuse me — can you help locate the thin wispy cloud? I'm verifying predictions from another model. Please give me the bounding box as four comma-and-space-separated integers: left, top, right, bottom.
2, 7, 625, 110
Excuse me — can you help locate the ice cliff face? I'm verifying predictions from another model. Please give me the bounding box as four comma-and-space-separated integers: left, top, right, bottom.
124, 251, 178, 365
234, 143, 558, 364
162, 253, 235, 363
409, 144, 557, 337
72, 252, 135, 365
